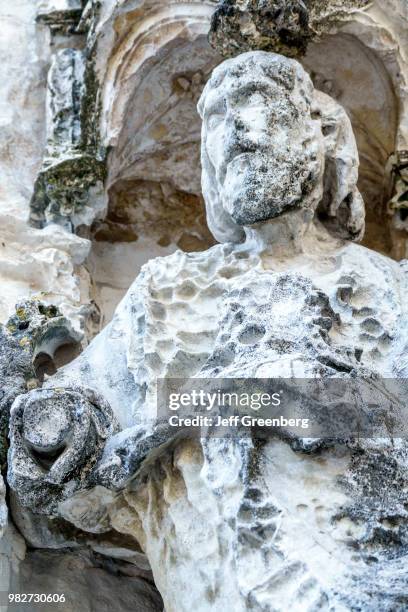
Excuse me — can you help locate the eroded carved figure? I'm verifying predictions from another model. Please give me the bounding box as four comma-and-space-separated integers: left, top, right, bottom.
8, 52, 408, 611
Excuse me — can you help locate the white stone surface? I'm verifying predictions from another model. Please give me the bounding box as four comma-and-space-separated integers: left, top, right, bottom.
0, 1, 48, 221
0, 217, 90, 329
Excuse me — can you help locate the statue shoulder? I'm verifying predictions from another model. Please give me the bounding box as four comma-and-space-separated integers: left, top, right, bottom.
126, 243, 236, 295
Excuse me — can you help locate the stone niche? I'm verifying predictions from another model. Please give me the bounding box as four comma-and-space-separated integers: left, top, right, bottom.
87, 0, 220, 326
85, 0, 408, 328
296, 0, 408, 259
303, 32, 398, 256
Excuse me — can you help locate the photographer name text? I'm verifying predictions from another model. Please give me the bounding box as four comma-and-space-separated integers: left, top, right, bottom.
168, 415, 310, 429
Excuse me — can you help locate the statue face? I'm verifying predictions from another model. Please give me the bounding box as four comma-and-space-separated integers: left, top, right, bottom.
201, 66, 324, 226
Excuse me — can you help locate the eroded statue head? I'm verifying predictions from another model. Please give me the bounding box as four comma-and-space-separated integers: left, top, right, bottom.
198, 51, 365, 243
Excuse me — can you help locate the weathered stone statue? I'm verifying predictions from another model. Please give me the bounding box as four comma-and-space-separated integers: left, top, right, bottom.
8, 52, 408, 611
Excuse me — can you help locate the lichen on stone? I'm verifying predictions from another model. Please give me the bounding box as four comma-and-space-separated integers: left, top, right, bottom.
6, 299, 82, 360
209, 0, 371, 58
0, 327, 34, 468
29, 44, 106, 232
30, 155, 106, 230
209, 0, 311, 58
